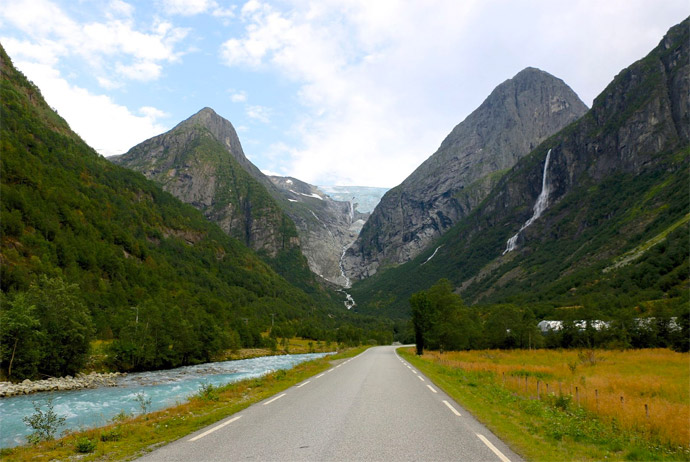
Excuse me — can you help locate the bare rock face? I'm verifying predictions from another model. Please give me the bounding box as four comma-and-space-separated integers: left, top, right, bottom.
343, 67, 588, 279
269, 176, 369, 286
111, 108, 298, 258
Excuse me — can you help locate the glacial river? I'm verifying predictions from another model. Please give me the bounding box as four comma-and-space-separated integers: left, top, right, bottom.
0, 353, 329, 448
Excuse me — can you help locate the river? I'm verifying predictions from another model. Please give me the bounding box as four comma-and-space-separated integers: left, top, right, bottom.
0, 353, 330, 448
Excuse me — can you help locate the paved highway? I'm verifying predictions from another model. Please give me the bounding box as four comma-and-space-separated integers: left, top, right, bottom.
138, 345, 523, 461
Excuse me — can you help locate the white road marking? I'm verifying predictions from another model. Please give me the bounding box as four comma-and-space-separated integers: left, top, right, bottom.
316, 374, 325, 379
443, 400, 461, 416
417, 375, 425, 382
426, 384, 437, 393
263, 393, 287, 406
477, 434, 511, 462
412, 370, 418, 374
188, 415, 242, 442
296, 381, 311, 388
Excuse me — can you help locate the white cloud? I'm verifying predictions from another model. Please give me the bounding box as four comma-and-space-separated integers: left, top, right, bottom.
0, 0, 188, 88
220, 0, 689, 186
230, 90, 248, 102
160, 0, 216, 16
15, 61, 169, 156
246, 105, 271, 123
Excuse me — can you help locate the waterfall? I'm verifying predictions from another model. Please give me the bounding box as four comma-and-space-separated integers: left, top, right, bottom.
503, 149, 552, 254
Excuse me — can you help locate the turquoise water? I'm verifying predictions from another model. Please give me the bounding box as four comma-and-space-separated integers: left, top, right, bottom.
0, 353, 329, 448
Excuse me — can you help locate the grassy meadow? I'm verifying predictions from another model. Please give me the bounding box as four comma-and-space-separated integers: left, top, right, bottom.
400, 347, 690, 461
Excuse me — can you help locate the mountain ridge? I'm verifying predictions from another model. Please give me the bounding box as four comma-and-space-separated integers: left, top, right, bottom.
343, 67, 588, 280
349, 18, 689, 319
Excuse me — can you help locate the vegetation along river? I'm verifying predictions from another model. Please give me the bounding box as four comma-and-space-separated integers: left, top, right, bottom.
0, 353, 329, 448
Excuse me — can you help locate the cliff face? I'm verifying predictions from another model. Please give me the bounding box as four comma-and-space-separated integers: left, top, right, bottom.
343, 68, 588, 280
112, 108, 365, 286
349, 18, 689, 317
112, 108, 299, 258
269, 176, 369, 286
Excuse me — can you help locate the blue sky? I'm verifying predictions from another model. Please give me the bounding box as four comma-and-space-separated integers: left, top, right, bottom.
1, 0, 688, 187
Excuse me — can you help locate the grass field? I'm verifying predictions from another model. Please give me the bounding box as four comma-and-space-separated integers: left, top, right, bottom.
400, 347, 690, 461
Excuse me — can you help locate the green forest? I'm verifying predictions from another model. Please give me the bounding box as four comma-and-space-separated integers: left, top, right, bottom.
0, 45, 392, 381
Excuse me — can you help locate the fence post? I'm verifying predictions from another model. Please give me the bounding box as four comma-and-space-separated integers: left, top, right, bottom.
645, 403, 649, 420
620, 396, 625, 410
595, 389, 599, 412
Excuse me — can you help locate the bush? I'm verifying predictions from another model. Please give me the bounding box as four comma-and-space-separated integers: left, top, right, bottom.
22, 398, 66, 444
100, 426, 123, 442
196, 381, 220, 402
74, 436, 96, 453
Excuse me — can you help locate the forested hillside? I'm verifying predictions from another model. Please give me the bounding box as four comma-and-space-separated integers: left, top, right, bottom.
0, 45, 390, 380
350, 18, 689, 342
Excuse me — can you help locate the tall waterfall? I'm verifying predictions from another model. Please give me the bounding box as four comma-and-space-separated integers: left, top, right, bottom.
503, 149, 553, 254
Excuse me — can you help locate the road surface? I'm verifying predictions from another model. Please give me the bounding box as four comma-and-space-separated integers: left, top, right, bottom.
138, 345, 523, 461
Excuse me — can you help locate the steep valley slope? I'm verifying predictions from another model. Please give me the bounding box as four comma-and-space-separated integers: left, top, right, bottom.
349, 18, 689, 319
343, 67, 589, 280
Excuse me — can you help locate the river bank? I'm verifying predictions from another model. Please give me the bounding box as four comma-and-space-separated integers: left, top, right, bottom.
0, 347, 368, 461
0, 372, 124, 398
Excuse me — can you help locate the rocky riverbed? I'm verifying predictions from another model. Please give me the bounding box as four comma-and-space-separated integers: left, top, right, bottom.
0, 372, 124, 397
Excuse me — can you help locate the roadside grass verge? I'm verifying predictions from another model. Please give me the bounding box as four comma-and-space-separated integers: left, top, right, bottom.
1, 347, 368, 461
399, 348, 690, 461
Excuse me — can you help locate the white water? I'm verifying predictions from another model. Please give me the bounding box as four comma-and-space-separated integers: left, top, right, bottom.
421, 245, 443, 265
0, 353, 328, 449
504, 149, 553, 254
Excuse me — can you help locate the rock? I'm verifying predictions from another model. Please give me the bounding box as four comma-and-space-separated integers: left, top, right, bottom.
343, 67, 588, 279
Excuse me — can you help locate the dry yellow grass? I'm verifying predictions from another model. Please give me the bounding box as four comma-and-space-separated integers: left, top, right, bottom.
422, 348, 690, 448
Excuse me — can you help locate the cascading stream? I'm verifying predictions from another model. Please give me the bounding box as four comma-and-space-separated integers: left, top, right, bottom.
503, 149, 552, 254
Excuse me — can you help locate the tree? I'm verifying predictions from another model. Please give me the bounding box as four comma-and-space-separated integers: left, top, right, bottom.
0, 293, 42, 379
410, 291, 431, 355
25, 275, 93, 377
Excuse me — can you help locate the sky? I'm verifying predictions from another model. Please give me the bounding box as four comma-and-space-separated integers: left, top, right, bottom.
1, 1, 688, 187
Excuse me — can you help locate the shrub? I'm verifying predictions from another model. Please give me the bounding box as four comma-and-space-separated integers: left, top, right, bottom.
100, 426, 123, 442
74, 436, 96, 453
196, 381, 220, 402
22, 398, 66, 444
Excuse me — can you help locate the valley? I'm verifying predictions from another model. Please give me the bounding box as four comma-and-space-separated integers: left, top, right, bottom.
1, 10, 688, 461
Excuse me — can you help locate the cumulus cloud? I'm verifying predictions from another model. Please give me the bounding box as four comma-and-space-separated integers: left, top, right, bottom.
0, 0, 188, 86
219, 0, 689, 186
246, 105, 272, 123
230, 90, 248, 102
15, 61, 169, 156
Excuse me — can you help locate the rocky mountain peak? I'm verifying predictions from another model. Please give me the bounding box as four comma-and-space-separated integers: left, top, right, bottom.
343, 67, 588, 280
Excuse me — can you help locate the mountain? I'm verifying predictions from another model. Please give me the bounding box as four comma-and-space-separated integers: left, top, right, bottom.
113, 108, 372, 287
343, 67, 588, 280
268, 176, 369, 286
0, 45, 350, 378
111, 108, 299, 260
350, 18, 689, 320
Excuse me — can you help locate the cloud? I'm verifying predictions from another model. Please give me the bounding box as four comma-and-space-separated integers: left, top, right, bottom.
246, 105, 271, 123
0, 0, 188, 87
15, 61, 169, 156
219, 0, 689, 186
230, 90, 248, 102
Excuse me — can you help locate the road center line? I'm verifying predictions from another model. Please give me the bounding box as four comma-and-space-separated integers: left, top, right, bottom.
476, 434, 511, 462
263, 393, 287, 406
443, 400, 461, 416
426, 384, 437, 393
417, 375, 425, 382
188, 415, 242, 442
296, 381, 311, 388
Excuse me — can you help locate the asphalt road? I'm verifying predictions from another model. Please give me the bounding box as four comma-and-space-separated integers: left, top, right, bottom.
138, 345, 523, 461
